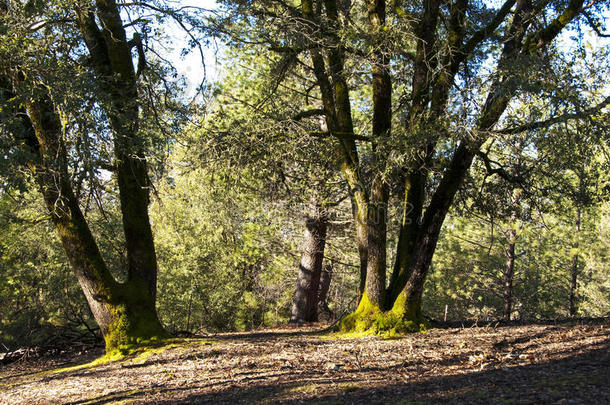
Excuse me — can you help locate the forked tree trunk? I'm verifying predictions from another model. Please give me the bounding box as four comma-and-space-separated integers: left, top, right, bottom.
391, 143, 479, 324
15, 89, 167, 353
388, 0, 539, 327
306, 0, 583, 334
1, 0, 169, 352
290, 209, 328, 323
386, 171, 425, 310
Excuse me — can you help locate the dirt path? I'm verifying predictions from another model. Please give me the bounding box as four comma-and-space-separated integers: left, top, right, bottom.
1, 320, 608, 404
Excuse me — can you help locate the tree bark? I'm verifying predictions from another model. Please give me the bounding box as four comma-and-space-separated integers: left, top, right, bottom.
569, 205, 581, 317
317, 264, 333, 322
386, 170, 424, 309
302, 0, 369, 296
503, 228, 517, 321
290, 208, 329, 323
362, 0, 391, 309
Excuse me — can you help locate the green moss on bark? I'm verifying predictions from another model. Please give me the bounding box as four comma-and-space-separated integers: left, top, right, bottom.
339, 293, 382, 333
103, 281, 169, 354
338, 292, 427, 337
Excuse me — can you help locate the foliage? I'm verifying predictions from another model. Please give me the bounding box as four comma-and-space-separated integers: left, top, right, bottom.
0, 188, 96, 350
151, 145, 299, 332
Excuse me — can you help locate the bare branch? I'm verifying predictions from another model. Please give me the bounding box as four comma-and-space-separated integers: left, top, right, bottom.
309, 130, 371, 142
292, 108, 325, 121
476, 150, 523, 184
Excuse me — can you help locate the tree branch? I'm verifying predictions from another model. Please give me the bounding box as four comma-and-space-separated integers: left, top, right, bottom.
495, 95, 610, 135
292, 108, 325, 121
456, 0, 516, 67
583, 11, 610, 38
476, 150, 523, 184
309, 130, 371, 142
523, 0, 585, 53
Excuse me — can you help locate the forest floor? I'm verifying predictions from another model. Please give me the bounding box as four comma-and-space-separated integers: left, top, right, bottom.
0, 319, 608, 404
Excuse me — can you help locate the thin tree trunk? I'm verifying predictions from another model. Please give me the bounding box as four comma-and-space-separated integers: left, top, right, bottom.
569, 206, 581, 317
568, 253, 579, 317
503, 228, 517, 321
290, 208, 328, 323
317, 264, 333, 321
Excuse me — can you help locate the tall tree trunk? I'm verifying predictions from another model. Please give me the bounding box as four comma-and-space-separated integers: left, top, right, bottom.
503, 227, 517, 321
569, 205, 581, 317
384, 0, 441, 311
302, 0, 369, 296
361, 0, 391, 310
77, 0, 159, 300
290, 208, 329, 323
338, 0, 391, 332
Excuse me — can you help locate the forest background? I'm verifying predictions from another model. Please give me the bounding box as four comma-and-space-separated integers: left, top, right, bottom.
0, 0, 608, 352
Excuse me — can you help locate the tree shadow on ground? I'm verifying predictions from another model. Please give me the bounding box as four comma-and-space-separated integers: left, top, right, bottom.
65, 333, 609, 405
167, 342, 610, 404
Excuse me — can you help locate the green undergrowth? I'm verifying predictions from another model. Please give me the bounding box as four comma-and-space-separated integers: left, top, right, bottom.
334, 293, 428, 339
38, 338, 214, 376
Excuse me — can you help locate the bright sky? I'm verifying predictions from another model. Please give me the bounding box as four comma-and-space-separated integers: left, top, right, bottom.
162, 0, 222, 99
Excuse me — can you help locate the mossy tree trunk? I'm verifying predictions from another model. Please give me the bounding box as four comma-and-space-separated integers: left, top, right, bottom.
302, 0, 370, 298
9, 85, 167, 353
290, 207, 329, 323
353, 0, 392, 317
